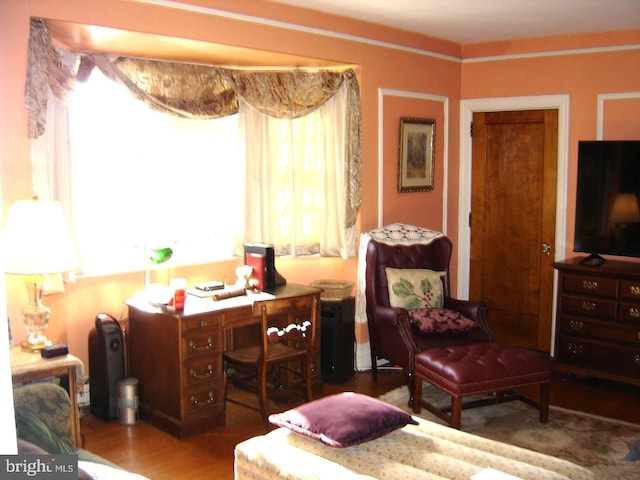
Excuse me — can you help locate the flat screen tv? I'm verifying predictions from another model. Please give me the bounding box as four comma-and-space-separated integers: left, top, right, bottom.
574, 140, 640, 266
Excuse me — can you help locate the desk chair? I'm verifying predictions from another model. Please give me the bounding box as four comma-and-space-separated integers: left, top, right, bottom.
223, 294, 319, 429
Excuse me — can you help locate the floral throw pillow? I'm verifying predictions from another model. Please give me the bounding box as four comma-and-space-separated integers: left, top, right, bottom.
385, 268, 444, 310
408, 308, 477, 334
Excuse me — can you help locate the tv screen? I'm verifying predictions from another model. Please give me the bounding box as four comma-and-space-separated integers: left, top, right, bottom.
574, 140, 640, 264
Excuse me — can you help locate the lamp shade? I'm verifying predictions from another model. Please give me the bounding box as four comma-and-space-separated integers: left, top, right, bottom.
3, 199, 79, 274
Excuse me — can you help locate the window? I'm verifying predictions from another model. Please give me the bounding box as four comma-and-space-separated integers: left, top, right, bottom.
33, 67, 354, 276
61, 69, 242, 275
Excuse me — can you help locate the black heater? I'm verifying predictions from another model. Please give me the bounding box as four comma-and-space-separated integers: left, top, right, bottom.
88, 313, 125, 420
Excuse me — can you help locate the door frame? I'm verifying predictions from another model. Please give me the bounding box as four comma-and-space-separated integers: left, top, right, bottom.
458, 95, 570, 353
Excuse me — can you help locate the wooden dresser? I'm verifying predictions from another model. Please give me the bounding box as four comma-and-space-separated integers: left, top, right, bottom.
127, 284, 321, 438
553, 258, 640, 386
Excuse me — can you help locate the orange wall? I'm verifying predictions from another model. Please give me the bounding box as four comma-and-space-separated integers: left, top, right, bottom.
2, 0, 639, 369
602, 97, 640, 140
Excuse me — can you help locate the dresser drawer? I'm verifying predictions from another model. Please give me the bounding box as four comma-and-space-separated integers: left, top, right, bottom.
559, 315, 640, 344
618, 302, 640, 323
183, 329, 220, 359
620, 280, 640, 301
182, 355, 220, 388
562, 274, 617, 297
561, 294, 617, 319
557, 335, 640, 378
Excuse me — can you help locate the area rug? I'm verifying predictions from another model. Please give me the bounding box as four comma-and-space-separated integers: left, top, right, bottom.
378, 385, 640, 480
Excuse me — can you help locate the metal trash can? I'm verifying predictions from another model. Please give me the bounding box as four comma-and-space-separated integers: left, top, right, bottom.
117, 377, 139, 425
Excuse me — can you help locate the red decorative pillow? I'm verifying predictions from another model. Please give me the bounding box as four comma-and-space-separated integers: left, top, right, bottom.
408, 308, 476, 334
268, 392, 417, 448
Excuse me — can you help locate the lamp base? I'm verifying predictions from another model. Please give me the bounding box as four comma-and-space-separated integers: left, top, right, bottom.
21, 338, 52, 352
21, 275, 53, 353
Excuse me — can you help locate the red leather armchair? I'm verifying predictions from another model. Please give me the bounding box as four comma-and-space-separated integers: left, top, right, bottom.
364, 234, 494, 403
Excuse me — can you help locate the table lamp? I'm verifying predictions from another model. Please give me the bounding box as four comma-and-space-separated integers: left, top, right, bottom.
144, 246, 173, 288
3, 198, 79, 351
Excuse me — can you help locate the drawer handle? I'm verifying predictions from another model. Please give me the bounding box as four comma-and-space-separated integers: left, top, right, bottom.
568, 342, 583, 354
582, 280, 598, 290
191, 392, 215, 408
635, 355, 640, 367
630, 286, 640, 297
199, 320, 208, 327
189, 338, 213, 351
629, 307, 640, 318
581, 301, 596, 312
190, 365, 214, 379
569, 320, 584, 330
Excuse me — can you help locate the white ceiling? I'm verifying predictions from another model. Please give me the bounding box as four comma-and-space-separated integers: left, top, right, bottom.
269, 0, 640, 44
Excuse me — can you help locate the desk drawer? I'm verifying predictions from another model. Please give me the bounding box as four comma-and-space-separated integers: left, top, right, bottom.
183, 329, 220, 359
183, 355, 220, 388
561, 294, 617, 319
183, 383, 222, 415
181, 402, 224, 436
183, 313, 222, 333
562, 274, 617, 297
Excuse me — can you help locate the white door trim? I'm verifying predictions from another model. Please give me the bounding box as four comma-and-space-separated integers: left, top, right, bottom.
458, 95, 570, 353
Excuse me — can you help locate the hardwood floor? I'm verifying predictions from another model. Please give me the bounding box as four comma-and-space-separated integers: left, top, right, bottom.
80, 370, 640, 480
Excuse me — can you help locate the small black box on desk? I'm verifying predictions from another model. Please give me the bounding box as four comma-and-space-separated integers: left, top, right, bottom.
41, 344, 69, 358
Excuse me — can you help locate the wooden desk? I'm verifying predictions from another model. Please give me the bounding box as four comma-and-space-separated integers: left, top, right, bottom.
10, 346, 84, 447
126, 284, 321, 438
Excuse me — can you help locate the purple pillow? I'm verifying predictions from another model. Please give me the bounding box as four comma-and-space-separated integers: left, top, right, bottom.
408, 307, 476, 334
268, 392, 417, 448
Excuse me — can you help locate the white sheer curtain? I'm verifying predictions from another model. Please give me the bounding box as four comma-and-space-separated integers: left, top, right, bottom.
239, 83, 356, 259
31, 90, 73, 212
29, 91, 74, 289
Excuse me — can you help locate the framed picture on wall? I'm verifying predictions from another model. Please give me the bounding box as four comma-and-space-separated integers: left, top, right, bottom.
398, 117, 435, 192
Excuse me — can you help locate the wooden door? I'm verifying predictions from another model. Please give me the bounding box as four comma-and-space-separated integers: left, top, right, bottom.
470, 110, 558, 351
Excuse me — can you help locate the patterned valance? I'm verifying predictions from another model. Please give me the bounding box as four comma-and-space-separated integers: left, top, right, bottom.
25, 19, 362, 227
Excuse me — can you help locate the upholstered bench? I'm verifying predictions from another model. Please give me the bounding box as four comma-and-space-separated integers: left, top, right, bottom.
235, 420, 595, 480
413, 341, 552, 429
235, 393, 594, 480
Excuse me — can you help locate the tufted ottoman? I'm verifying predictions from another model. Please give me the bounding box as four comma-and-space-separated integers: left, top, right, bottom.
413, 341, 552, 429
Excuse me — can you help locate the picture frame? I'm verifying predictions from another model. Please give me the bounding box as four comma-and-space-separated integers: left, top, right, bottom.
398, 117, 435, 192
